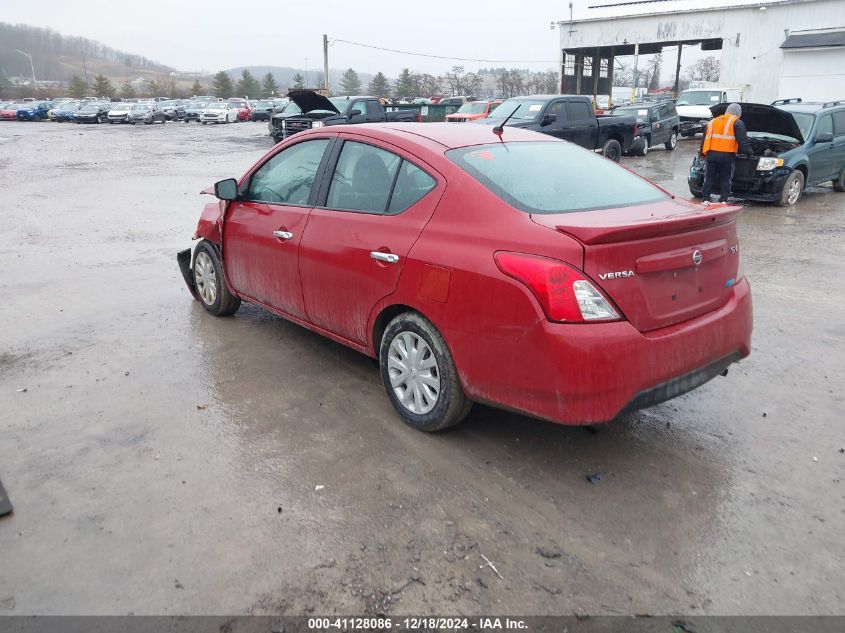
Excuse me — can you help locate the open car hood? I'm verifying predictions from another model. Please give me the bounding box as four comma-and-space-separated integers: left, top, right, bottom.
287, 90, 339, 114
711, 102, 804, 143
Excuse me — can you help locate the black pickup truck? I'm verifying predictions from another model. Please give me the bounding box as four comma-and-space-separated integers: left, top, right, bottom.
270, 90, 420, 142
478, 95, 637, 161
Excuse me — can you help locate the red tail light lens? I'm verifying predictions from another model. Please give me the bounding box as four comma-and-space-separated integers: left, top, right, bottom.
494, 252, 621, 323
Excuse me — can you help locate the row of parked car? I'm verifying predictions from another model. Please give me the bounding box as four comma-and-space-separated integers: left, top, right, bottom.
0, 96, 289, 125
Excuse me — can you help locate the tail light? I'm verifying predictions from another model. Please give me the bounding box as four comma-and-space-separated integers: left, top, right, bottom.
494, 252, 621, 323
417, 112, 422, 122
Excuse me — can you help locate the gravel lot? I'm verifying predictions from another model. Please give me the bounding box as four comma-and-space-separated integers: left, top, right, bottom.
0, 120, 843, 616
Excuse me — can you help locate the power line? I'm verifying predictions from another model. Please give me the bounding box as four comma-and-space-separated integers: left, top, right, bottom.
330, 38, 559, 64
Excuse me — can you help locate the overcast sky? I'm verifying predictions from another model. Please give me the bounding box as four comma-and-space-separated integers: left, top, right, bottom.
3, 1, 582, 76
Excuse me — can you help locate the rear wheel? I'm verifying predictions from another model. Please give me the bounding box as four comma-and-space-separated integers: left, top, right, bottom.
665, 130, 678, 151
192, 241, 241, 316
379, 312, 471, 432
778, 170, 804, 206
833, 168, 845, 192
602, 139, 622, 162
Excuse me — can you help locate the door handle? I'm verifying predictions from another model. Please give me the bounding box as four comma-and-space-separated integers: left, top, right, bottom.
370, 251, 399, 264
273, 230, 293, 240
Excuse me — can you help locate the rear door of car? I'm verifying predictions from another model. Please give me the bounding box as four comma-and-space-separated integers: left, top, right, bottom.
564, 99, 598, 149
807, 114, 838, 183
650, 105, 668, 144
298, 135, 444, 346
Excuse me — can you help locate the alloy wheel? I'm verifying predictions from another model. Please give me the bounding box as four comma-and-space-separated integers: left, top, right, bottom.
387, 332, 441, 415
193, 251, 218, 306
787, 178, 802, 204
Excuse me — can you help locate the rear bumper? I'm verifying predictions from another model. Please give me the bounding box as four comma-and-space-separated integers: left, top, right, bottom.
689, 161, 790, 202
452, 279, 752, 425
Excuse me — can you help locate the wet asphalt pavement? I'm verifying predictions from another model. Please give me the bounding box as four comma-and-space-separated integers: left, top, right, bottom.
0, 121, 843, 616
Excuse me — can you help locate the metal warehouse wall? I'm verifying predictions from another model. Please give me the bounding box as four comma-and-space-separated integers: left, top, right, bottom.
560, 0, 845, 102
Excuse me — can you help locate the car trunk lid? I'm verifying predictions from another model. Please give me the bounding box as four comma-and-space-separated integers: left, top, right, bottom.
531, 200, 743, 332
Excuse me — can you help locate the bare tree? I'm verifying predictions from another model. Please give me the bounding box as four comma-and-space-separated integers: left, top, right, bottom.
682, 56, 721, 83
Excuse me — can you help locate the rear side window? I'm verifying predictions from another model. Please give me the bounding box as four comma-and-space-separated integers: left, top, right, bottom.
327, 142, 401, 213
326, 141, 436, 214
447, 141, 668, 214
832, 111, 845, 137
248, 138, 330, 205
388, 161, 436, 214
566, 101, 592, 121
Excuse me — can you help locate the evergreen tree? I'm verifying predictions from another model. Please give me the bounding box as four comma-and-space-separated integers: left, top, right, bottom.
339, 68, 362, 96
292, 73, 305, 89
394, 68, 416, 99
119, 81, 137, 99
367, 72, 390, 98
191, 79, 204, 96
67, 75, 88, 98
212, 71, 235, 98
235, 69, 261, 98
92, 74, 115, 98
147, 80, 161, 97
262, 73, 279, 98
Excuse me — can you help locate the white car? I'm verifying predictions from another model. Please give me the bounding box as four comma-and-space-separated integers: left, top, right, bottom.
107, 103, 133, 123
200, 102, 238, 124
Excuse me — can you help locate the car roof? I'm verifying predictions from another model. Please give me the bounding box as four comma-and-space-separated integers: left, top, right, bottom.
779, 102, 845, 113
334, 122, 552, 150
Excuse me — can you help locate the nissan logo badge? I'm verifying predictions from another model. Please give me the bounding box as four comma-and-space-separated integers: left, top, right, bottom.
692, 249, 703, 266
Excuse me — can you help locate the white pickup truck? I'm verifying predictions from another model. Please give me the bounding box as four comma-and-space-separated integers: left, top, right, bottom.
675, 87, 744, 136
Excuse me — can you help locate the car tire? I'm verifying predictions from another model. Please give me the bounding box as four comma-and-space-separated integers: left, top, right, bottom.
778, 170, 804, 206
665, 130, 678, 151
638, 136, 650, 156
379, 312, 471, 432
192, 241, 241, 317
601, 139, 622, 162
833, 168, 845, 192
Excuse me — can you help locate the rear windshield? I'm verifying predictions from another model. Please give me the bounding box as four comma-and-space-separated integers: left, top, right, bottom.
446, 142, 668, 214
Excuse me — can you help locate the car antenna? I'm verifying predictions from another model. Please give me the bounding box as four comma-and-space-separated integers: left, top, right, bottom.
493, 105, 519, 137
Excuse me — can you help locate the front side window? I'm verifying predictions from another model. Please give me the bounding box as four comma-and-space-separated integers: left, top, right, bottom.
326, 142, 401, 213
817, 115, 833, 137
447, 141, 668, 214
248, 139, 330, 205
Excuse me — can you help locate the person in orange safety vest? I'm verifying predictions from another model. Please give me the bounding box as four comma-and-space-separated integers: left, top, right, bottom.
700, 103, 752, 203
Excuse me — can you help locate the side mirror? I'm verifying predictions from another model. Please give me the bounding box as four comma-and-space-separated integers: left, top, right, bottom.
349, 109, 362, 118
541, 113, 557, 126
214, 178, 239, 201
815, 131, 834, 143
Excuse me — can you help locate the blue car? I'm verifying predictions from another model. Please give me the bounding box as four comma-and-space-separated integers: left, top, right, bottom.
16, 101, 52, 121
689, 100, 845, 206
53, 102, 81, 122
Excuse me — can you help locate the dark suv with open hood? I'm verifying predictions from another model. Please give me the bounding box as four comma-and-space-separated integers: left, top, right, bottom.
269, 90, 420, 141
689, 101, 845, 206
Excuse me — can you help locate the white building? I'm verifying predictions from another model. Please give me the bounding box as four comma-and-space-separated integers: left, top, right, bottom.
556, 0, 845, 103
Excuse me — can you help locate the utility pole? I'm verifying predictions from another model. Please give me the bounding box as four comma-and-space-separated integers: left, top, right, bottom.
80, 38, 89, 86
323, 34, 329, 95
305, 58, 309, 88
14, 50, 37, 94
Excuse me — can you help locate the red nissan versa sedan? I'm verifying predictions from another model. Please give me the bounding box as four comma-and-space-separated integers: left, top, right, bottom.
177, 123, 752, 432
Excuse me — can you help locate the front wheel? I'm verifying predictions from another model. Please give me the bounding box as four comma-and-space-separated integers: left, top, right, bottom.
778, 170, 804, 206
379, 312, 471, 432
601, 139, 622, 162
192, 241, 241, 316
665, 130, 678, 151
